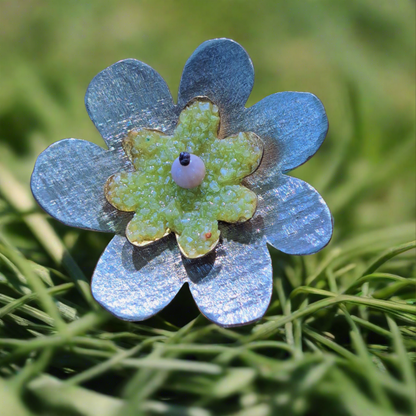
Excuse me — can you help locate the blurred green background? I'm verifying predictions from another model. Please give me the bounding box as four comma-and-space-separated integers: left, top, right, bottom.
0, 1, 415, 415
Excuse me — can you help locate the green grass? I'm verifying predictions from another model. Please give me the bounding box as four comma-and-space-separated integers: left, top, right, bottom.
0, 1, 415, 415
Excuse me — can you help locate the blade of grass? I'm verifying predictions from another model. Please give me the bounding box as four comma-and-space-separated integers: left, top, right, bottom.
249, 295, 415, 340
0, 283, 73, 318
361, 241, 416, 277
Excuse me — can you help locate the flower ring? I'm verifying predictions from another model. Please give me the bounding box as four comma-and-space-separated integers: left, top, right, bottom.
31, 39, 333, 327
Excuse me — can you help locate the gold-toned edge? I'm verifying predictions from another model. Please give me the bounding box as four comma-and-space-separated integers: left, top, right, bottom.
126, 226, 172, 248
175, 232, 220, 259
217, 187, 259, 224
245, 131, 264, 177
219, 131, 264, 178
122, 128, 170, 165
104, 173, 137, 213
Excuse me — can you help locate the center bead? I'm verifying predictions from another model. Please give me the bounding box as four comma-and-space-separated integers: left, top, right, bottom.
171, 152, 206, 189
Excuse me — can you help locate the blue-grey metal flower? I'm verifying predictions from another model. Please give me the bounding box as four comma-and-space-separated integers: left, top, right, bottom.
31, 39, 332, 327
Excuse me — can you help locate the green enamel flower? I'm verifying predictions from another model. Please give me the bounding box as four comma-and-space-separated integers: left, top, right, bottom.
105, 100, 263, 258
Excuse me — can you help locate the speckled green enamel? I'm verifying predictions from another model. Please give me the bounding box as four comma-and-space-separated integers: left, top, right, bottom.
105, 100, 263, 258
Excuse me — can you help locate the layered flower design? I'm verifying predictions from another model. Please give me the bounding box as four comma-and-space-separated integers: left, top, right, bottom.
105, 99, 263, 259
31, 39, 333, 327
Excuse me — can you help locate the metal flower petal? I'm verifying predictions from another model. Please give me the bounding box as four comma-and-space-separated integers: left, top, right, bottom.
233, 92, 328, 174
85, 59, 178, 151
31, 139, 132, 233
91, 223, 272, 326
178, 39, 254, 131
185, 223, 272, 327
92, 234, 185, 321
258, 175, 333, 255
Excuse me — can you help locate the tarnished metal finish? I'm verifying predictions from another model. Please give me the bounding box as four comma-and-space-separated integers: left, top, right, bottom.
178, 39, 254, 134
31, 139, 132, 233
91, 234, 186, 321
256, 175, 333, 255
85, 59, 179, 151
30, 38, 333, 327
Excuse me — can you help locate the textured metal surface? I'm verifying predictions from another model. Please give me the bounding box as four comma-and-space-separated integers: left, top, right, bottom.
31, 139, 132, 233
256, 175, 333, 255
234, 92, 329, 175
31, 38, 333, 327
91, 230, 272, 327
178, 39, 254, 136
92, 234, 186, 321
85, 59, 179, 151
186, 222, 272, 327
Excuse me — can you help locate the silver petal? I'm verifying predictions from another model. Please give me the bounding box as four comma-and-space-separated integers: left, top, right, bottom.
31, 139, 132, 233
92, 234, 186, 321
185, 222, 272, 328
233, 92, 328, 175
178, 39, 254, 131
258, 174, 333, 255
85, 59, 178, 151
